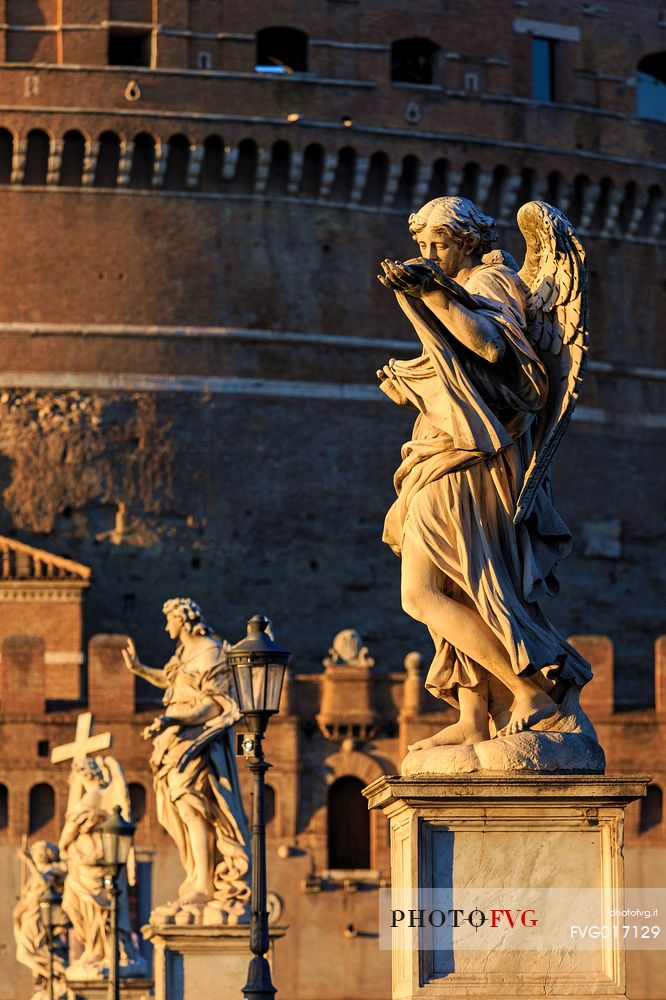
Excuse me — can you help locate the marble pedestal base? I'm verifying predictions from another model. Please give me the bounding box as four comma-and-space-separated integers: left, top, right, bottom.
66, 979, 152, 1000
364, 775, 649, 1000
143, 924, 286, 1000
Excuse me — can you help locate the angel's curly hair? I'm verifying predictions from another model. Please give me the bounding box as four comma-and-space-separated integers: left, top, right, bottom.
408, 197, 498, 256
162, 597, 212, 637
72, 756, 105, 783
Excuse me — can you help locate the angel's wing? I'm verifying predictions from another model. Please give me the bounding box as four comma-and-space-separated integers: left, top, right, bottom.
98, 755, 137, 886
514, 201, 589, 524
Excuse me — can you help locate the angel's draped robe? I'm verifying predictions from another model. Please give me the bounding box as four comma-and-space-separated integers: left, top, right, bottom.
149, 637, 251, 902
383, 261, 591, 705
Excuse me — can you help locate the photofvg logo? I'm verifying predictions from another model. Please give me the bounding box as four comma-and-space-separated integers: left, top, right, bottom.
378, 889, 666, 951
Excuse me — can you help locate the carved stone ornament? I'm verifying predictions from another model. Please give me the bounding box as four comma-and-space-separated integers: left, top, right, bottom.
317, 629, 378, 744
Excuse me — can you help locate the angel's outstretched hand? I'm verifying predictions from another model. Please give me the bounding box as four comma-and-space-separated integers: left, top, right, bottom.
122, 638, 140, 674
377, 259, 424, 296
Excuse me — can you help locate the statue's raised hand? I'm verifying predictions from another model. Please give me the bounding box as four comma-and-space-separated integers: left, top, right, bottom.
122, 638, 140, 674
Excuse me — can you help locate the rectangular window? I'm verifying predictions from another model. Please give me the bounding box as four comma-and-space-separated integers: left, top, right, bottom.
464, 71, 479, 93
108, 28, 151, 67
532, 37, 555, 101
197, 50, 212, 70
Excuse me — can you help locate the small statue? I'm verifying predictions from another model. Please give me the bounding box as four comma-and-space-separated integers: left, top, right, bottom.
123, 598, 251, 923
13, 840, 67, 1000
58, 756, 145, 980
377, 197, 599, 763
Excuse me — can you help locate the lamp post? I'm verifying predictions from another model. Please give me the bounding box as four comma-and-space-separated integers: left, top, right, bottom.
98, 805, 135, 1000
39, 884, 64, 1000
227, 614, 291, 1000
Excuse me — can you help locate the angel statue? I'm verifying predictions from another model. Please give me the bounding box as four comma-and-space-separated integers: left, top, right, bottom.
377, 196, 600, 764
58, 755, 146, 980
122, 598, 251, 923
13, 840, 68, 999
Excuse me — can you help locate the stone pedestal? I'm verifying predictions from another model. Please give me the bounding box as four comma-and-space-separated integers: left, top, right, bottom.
143, 924, 286, 1000
364, 775, 649, 1000
66, 979, 153, 1000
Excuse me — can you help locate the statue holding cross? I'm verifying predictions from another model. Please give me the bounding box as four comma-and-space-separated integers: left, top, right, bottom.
50, 712, 113, 766
50, 713, 146, 982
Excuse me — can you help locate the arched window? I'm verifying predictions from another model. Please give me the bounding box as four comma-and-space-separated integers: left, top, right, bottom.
23, 129, 49, 185
200, 135, 223, 192
230, 138, 257, 194
29, 782, 55, 836
329, 146, 355, 202
300, 143, 324, 197
0, 129, 13, 184
426, 158, 448, 202
328, 777, 370, 870
640, 185, 663, 238
94, 131, 120, 188
546, 170, 566, 211
391, 38, 440, 85
163, 134, 190, 190
60, 130, 85, 186
129, 782, 146, 824
618, 181, 638, 233
570, 174, 590, 226
394, 154, 420, 209
459, 162, 480, 201
256, 27, 308, 74
266, 140, 291, 196
129, 132, 156, 189
0, 783, 8, 830
590, 176, 613, 231
640, 785, 663, 833
485, 164, 509, 219
637, 53, 666, 122
516, 166, 537, 208
361, 151, 389, 206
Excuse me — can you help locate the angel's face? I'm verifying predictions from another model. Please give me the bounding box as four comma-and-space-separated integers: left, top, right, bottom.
414, 224, 468, 276
165, 610, 183, 640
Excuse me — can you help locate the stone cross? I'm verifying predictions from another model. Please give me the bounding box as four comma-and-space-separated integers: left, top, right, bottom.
50, 711, 112, 764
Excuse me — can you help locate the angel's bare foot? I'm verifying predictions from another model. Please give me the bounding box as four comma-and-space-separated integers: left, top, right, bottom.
178, 890, 210, 906
408, 719, 489, 751
498, 690, 558, 736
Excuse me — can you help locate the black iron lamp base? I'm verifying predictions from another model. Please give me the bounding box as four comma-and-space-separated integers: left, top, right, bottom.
242, 955, 277, 1000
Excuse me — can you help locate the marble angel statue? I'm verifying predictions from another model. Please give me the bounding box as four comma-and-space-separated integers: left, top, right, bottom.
13, 840, 68, 999
377, 196, 600, 761
58, 755, 145, 980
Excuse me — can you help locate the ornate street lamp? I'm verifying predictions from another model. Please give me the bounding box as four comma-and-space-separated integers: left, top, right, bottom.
98, 805, 135, 1000
39, 884, 64, 1000
227, 614, 291, 1000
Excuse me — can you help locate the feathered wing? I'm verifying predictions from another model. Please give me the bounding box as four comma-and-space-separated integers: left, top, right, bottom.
98, 755, 137, 886
514, 201, 589, 524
